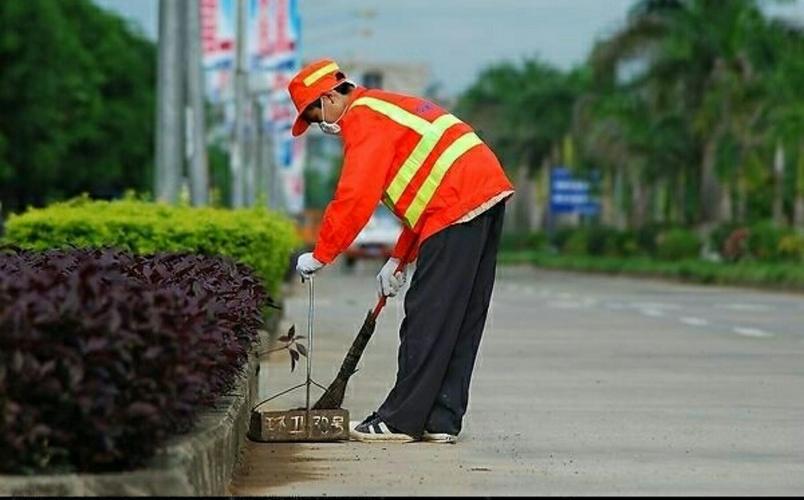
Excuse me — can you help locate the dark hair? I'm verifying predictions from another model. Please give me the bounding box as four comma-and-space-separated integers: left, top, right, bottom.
305, 73, 354, 112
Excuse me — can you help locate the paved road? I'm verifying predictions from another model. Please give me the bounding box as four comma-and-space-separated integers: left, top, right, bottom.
230, 261, 804, 496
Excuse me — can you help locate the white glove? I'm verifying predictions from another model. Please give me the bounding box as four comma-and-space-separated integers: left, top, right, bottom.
377, 257, 407, 298
296, 252, 324, 278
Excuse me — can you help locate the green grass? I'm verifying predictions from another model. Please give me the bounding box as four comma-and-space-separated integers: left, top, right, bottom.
499, 250, 804, 291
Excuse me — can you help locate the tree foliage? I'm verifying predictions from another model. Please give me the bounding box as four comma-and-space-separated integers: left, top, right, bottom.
0, 0, 155, 213
457, 0, 804, 229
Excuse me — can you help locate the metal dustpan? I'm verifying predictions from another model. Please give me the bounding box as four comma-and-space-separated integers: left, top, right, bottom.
248, 275, 349, 442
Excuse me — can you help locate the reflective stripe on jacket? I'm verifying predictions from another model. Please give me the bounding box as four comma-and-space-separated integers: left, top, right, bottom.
312, 86, 514, 264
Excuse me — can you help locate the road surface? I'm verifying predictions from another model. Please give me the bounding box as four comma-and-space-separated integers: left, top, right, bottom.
230, 262, 804, 495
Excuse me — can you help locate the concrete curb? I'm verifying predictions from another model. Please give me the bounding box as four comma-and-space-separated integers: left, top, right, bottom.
0, 344, 261, 496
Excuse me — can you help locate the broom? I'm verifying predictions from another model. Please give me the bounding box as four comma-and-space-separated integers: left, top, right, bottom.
313, 243, 415, 410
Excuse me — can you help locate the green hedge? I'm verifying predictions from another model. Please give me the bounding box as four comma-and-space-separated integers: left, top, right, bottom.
502, 221, 802, 264
3, 195, 301, 293
499, 251, 804, 290
655, 228, 702, 261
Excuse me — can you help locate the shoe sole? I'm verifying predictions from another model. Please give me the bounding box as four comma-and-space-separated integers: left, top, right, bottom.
422, 433, 457, 444
349, 430, 415, 443
349, 421, 415, 443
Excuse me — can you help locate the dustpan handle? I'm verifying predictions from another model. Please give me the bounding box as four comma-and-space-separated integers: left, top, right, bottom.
305, 274, 314, 412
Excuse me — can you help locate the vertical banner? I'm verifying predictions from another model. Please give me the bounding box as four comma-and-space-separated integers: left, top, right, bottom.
201, 0, 304, 214
254, 0, 304, 215
201, 0, 236, 103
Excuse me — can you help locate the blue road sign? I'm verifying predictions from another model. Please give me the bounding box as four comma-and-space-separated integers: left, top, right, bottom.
549, 167, 600, 216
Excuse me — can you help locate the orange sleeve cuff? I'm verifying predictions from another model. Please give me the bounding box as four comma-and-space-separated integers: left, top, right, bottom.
391, 226, 419, 263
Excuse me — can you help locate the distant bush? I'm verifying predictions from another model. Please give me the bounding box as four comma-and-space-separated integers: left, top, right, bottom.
710, 222, 745, 256
656, 228, 701, 261
550, 226, 576, 252
746, 221, 791, 262
634, 223, 670, 256
777, 233, 804, 262
562, 229, 589, 256
613, 230, 640, 257
0, 248, 270, 474
500, 231, 548, 252
722, 227, 750, 262
585, 226, 615, 256
3, 195, 301, 293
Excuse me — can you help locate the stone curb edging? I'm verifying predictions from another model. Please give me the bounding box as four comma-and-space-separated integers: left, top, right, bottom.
0, 342, 262, 496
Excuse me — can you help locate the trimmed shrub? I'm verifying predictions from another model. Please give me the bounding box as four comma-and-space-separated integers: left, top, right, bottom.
656, 228, 701, 261
3, 195, 301, 293
0, 248, 269, 474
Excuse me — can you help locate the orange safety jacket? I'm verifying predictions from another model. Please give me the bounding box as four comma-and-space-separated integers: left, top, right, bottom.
312, 86, 514, 265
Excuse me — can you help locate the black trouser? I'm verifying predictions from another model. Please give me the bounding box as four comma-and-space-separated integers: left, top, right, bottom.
376, 200, 506, 438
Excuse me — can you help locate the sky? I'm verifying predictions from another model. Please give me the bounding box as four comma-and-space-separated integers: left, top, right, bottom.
95, 0, 804, 96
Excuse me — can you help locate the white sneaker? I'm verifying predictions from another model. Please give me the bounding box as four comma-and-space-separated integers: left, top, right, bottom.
349, 413, 415, 443
422, 431, 458, 444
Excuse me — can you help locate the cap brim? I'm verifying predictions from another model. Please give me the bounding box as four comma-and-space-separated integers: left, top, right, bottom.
292, 115, 310, 137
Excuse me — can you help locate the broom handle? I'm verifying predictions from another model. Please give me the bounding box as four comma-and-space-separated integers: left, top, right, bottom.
371, 240, 417, 320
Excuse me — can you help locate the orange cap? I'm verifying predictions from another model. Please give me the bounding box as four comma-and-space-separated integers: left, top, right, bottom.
288, 58, 346, 137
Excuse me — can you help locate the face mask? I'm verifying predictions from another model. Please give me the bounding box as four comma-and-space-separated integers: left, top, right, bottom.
318, 94, 347, 136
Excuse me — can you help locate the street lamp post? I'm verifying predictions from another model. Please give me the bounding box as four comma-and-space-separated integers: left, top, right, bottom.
156, 0, 183, 204
231, 0, 248, 208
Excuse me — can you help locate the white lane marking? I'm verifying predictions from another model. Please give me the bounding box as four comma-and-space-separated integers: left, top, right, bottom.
632, 302, 681, 310
719, 303, 773, 312
680, 317, 709, 327
733, 327, 773, 338
546, 300, 589, 309
640, 309, 665, 317
546, 300, 579, 309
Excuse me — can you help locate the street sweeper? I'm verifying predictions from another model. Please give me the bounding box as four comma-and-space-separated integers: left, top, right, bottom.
289, 59, 514, 444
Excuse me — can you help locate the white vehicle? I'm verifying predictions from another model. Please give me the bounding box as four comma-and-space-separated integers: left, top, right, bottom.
344, 204, 402, 269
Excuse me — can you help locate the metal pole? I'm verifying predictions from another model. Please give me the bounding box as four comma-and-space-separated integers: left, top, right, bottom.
774, 141, 785, 227
246, 96, 258, 206
186, 0, 209, 206
231, 0, 248, 207
155, 0, 183, 204
253, 97, 267, 206
266, 117, 279, 211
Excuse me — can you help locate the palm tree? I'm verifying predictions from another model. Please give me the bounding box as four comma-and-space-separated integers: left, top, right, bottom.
762, 20, 804, 227
457, 60, 585, 231
586, 0, 782, 228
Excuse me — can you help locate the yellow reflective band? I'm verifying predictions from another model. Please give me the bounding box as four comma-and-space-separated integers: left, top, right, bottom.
382, 192, 395, 211
403, 132, 482, 227
351, 96, 477, 227
303, 62, 339, 86
351, 97, 431, 134
385, 113, 462, 203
